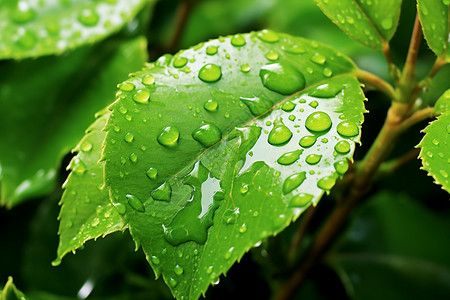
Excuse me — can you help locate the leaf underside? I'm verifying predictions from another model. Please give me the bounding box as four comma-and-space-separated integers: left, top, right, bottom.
95, 30, 366, 299
0, 36, 147, 208
417, 0, 449, 58
0, 0, 152, 59
314, 0, 402, 49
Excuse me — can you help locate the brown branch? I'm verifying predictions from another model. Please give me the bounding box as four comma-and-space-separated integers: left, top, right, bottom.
402, 14, 423, 84
288, 206, 317, 260
167, 0, 194, 53
378, 148, 420, 176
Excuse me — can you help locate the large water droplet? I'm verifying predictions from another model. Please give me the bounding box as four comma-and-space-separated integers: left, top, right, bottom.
310, 53, 326, 65
78, 8, 99, 26
157, 126, 180, 147
257, 29, 279, 43
277, 150, 303, 165
289, 193, 313, 207
152, 182, 172, 201
230, 34, 246, 47
198, 64, 222, 83
206, 45, 218, 55
334, 160, 349, 175
173, 56, 188, 68
305, 112, 332, 132
12, 2, 35, 23
143, 74, 155, 85
260, 63, 305, 95
309, 83, 342, 98
174, 265, 184, 275
281, 101, 296, 112
265, 51, 279, 61
305, 154, 322, 165
146, 167, 158, 179
192, 124, 222, 147
317, 175, 337, 190
126, 194, 145, 212
119, 81, 135, 91
337, 121, 359, 137
204, 99, 218, 112
334, 140, 351, 154
283, 172, 306, 194
299, 136, 317, 148
268, 117, 293, 146
240, 96, 272, 116
124, 132, 134, 143
129, 153, 138, 163
80, 141, 92, 152
133, 90, 150, 104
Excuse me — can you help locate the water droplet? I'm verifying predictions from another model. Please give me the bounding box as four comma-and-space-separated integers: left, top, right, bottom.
192, 123, 222, 147
225, 247, 234, 259
17, 29, 37, 49
129, 153, 138, 163
323, 68, 333, 77
223, 208, 240, 224
268, 117, 293, 146
91, 217, 100, 227
231, 34, 246, 47
80, 141, 92, 152
432, 139, 439, 146
288, 115, 296, 121
335, 140, 351, 154
337, 121, 359, 137
277, 150, 303, 165
281, 101, 296, 112
150, 255, 160, 265
198, 64, 222, 83
240, 96, 272, 116
169, 278, 177, 288
309, 83, 342, 98
381, 18, 393, 30
133, 90, 150, 104
203, 99, 218, 112
143, 74, 155, 85
239, 223, 247, 233
260, 63, 305, 95
305, 111, 332, 132
283, 172, 306, 194
240, 64, 251, 73
311, 53, 326, 65
317, 175, 337, 190
124, 132, 134, 143
157, 126, 180, 147
283, 44, 305, 54
146, 167, 158, 179
305, 154, 322, 165
265, 51, 279, 61
174, 265, 184, 275
240, 184, 249, 194
206, 45, 218, 55
440, 170, 448, 178
346, 16, 355, 24
289, 193, 313, 207
114, 203, 127, 214
309, 100, 319, 108
12, 2, 35, 23
126, 194, 145, 212
120, 81, 135, 91
257, 29, 279, 43
78, 8, 99, 26
173, 56, 188, 68
152, 182, 172, 201
334, 160, 349, 175
299, 136, 317, 148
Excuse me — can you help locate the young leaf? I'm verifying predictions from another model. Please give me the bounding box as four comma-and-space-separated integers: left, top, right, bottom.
0, 36, 147, 208
1, 277, 28, 300
417, 0, 449, 58
418, 113, 450, 193
434, 88, 450, 114
313, 0, 402, 49
0, 0, 154, 59
101, 31, 366, 299
53, 110, 125, 266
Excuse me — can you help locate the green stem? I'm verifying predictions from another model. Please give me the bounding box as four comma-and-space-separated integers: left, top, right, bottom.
377, 149, 420, 176
427, 56, 446, 79
401, 14, 422, 85
356, 69, 397, 99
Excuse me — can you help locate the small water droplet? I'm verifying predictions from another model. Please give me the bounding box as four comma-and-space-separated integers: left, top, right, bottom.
129, 153, 138, 163
323, 68, 333, 77
305, 111, 332, 132
260, 63, 305, 95
240, 184, 249, 194
133, 89, 150, 104
114, 203, 127, 214
12, 2, 35, 23
225, 247, 234, 259
289, 193, 313, 207
124, 132, 134, 143
309, 100, 319, 108
157, 126, 180, 147
91, 217, 100, 227
281, 101, 296, 112
305, 154, 322, 165
143, 74, 155, 85
150, 255, 160, 265
334, 160, 349, 175
257, 29, 279, 43
17, 29, 37, 49
283, 172, 306, 194
223, 208, 240, 224
381, 18, 393, 30
432, 139, 439, 146
240, 64, 251, 73
152, 182, 172, 202
198, 64, 222, 83
310, 53, 326, 65
265, 51, 279, 61
277, 149, 303, 165
268, 117, 293, 146
146, 167, 158, 179
231, 34, 246, 47
239, 223, 247, 233
440, 170, 448, 178
119, 82, 135, 91
299, 136, 317, 148
283, 44, 305, 54
173, 56, 188, 68
126, 194, 145, 212
174, 265, 184, 275
80, 141, 92, 152
309, 83, 342, 98
78, 8, 99, 26
204, 99, 218, 112
317, 175, 337, 190
206, 45, 218, 55
337, 121, 359, 137
346, 16, 355, 24
335, 140, 351, 154
192, 123, 222, 147
169, 278, 177, 288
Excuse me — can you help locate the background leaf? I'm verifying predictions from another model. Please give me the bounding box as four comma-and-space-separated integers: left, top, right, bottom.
0, 36, 147, 208
102, 31, 365, 298
313, 0, 402, 49
0, 0, 154, 59
54, 110, 125, 265
434, 88, 450, 114
1, 277, 28, 300
328, 191, 450, 299
417, 0, 449, 58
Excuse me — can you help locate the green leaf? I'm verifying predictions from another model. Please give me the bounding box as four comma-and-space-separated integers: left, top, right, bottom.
313, 0, 402, 49
418, 113, 450, 193
417, 0, 449, 58
0, 0, 153, 59
53, 110, 125, 265
1, 277, 27, 300
328, 192, 450, 299
101, 31, 365, 299
0, 36, 147, 208
435, 88, 450, 114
